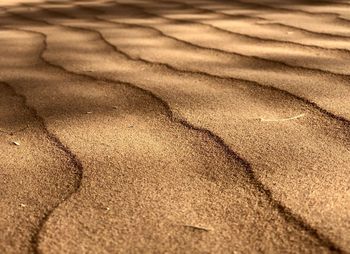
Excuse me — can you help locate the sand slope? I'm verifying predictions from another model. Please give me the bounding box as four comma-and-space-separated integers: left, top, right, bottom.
0, 0, 349, 253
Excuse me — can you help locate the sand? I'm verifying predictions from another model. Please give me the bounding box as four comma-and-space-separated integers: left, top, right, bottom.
0, 0, 349, 253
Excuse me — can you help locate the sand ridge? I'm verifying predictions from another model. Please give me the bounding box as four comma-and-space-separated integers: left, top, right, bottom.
0, 0, 349, 253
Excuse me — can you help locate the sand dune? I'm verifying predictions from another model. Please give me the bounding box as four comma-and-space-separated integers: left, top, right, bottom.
0, 0, 349, 253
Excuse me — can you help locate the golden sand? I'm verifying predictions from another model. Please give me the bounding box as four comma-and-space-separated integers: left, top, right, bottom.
0, 0, 349, 253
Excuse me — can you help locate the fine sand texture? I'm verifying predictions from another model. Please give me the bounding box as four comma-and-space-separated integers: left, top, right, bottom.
0, 0, 350, 253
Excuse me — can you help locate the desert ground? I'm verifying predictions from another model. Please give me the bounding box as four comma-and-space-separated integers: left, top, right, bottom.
0, 0, 350, 253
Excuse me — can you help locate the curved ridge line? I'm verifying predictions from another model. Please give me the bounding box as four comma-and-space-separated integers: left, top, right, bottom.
6, 23, 345, 253
5, 7, 350, 128
74, 2, 350, 79
161, 0, 350, 41
0, 79, 83, 254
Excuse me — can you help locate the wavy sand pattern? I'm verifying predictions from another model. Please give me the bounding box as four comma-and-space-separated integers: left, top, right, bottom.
0, 0, 349, 253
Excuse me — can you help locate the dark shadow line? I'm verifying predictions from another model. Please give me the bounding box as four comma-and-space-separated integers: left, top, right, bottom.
0, 77, 83, 254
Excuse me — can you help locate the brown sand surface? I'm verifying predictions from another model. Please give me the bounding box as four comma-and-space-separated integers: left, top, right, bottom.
0, 0, 349, 253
